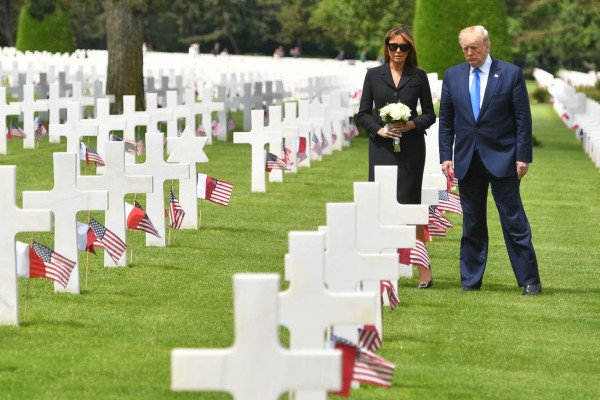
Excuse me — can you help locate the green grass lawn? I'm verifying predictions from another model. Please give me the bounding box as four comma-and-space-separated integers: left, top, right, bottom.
1, 100, 599, 400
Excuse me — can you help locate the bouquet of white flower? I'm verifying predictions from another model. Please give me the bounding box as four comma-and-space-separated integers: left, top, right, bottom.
379, 102, 412, 152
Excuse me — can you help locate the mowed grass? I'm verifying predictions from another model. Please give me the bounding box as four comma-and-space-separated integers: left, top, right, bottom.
1, 99, 599, 400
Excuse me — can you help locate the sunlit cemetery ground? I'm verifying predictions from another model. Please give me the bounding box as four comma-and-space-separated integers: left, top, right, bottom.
0, 49, 599, 399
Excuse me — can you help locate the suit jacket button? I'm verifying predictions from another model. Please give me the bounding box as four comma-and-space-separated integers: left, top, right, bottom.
393, 93, 397, 97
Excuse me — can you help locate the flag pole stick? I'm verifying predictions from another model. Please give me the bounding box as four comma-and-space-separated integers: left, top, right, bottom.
85, 210, 92, 287
24, 278, 31, 321
130, 195, 137, 264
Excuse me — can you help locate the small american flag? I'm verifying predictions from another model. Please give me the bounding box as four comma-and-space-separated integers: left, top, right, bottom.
168, 186, 185, 229
358, 325, 382, 352
195, 123, 206, 137
127, 201, 160, 237
320, 130, 329, 150
8, 122, 26, 139
136, 133, 145, 156
29, 241, 76, 288
34, 117, 48, 141
343, 123, 350, 140
88, 217, 127, 265
110, 134, 136, 155
211, 119, 225, 137
297, 137, 307, 163
410, 239, 430, 269
349, 121, 359, 138
330, 335, 395, 390
311, 132, 322, 156
226, 113, 236, 131
197, 173, 234, 207
438, 190, 462, 215
380, 280, 399, 310
330, 124, 337, 144
265, 151, 289, 171
86, 144, 105, 166
429, 206, 453, 229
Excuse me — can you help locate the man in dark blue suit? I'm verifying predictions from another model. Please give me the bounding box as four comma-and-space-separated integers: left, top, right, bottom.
438, 25, 541, 295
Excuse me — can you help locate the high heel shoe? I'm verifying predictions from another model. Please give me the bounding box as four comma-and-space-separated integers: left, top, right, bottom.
418, 279, 433, 289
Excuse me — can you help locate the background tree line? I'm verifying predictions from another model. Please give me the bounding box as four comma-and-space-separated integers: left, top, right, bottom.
1, 0, 598, 75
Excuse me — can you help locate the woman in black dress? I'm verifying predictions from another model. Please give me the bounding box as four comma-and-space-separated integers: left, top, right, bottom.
356, 26, 436, 288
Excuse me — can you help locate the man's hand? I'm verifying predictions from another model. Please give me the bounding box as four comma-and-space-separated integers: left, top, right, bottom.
441, 160, 454, 181
516, 161, 529, 180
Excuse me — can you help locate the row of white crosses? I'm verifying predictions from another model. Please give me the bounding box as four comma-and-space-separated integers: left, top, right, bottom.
233, 96, 349, 192
171, 165, 428, 399
0, 123, 208, 325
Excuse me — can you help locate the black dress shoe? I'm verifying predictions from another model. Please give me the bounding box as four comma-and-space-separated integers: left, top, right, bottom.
418, 280, 433, 289
522, 283, 542, 296
461, 286, 480, 292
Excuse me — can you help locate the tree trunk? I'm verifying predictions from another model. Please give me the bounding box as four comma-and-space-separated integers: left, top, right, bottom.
0, 0, 15, 46
104, 1, 145, 114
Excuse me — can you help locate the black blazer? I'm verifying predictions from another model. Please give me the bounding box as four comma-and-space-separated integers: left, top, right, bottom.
356, 63, 436, 143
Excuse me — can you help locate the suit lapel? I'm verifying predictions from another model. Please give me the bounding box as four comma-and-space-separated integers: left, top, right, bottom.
380, 63, 396, 90
479, 59, 501, 120
380, 63, 415, 91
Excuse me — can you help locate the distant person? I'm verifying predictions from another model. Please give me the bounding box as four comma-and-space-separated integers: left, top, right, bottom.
356, 26, 436, 289
142, 42, 148, 56
188, 43, 199, 57
360, 48, 367, 62
290, 46, 301, 58
335, 49, 345, 60
438, 25, 541, 295
221, 47, 229, 55
211, 42, 220, 56
273, 46, 284, 58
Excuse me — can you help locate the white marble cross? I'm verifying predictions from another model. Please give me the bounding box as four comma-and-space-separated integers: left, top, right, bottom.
240, 82, 263, 131
166, 126, 209, 229
323, 203, 399, 343
0, 86, 21, 154
93, 98, 127, 173
284, 101, 313, 168
233, 109, 282, 192
162, 90, 192, 154
70, 81, 96, 111
308, 98, 332, 156
183, 88, 210, 143
47, 82, 69, 144
50, 101, 98, 174
126, 132, 189, 246
22, 152, 108, 294
171, 274, 342, 399
354, 182, 416, 336
78, 141, 153, 266
122, 95, 152, 164
146, 92, 173, 132
266, 105, 298, 181
198, 87, 224, 144
280, 231, 376, 400
20, 84, 48, 149
0, 166, 52, 326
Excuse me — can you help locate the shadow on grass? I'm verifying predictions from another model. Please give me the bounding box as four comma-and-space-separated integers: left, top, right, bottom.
20, 319, 86, 328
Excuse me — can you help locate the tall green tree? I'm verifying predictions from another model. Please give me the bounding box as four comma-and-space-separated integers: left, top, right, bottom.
15, 0, 75, 53
414, 0, 512, 75
508, 0, 600, 72
309, 0, 414, 59
0, 0, 24, 46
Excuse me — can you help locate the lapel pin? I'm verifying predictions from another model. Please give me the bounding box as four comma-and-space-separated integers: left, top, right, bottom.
494, 74, 499, 78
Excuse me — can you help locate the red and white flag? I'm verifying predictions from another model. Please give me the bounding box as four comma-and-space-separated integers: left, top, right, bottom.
197, 173, 233, 206
8, 122, 26, 139
358, 325, 382, 352
125, 201, 160, 237
330, 335, 395, 393
438, 190, 462, 215
34, 117, 48, 141
380, 280, 399, 310
110, 134, 136, 155
168, 186, 186, 229
29, 241, 76, 288
88, 217, 127, 264
311, 132, 322, 156
410, 239, 430, 269
136, 133, 145, 156
297, 136, 307, 163
265, 151, 289, 171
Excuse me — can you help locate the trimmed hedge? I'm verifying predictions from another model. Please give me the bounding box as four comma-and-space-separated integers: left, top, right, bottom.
413, 0, 512, 76
15, 3, 75, 53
